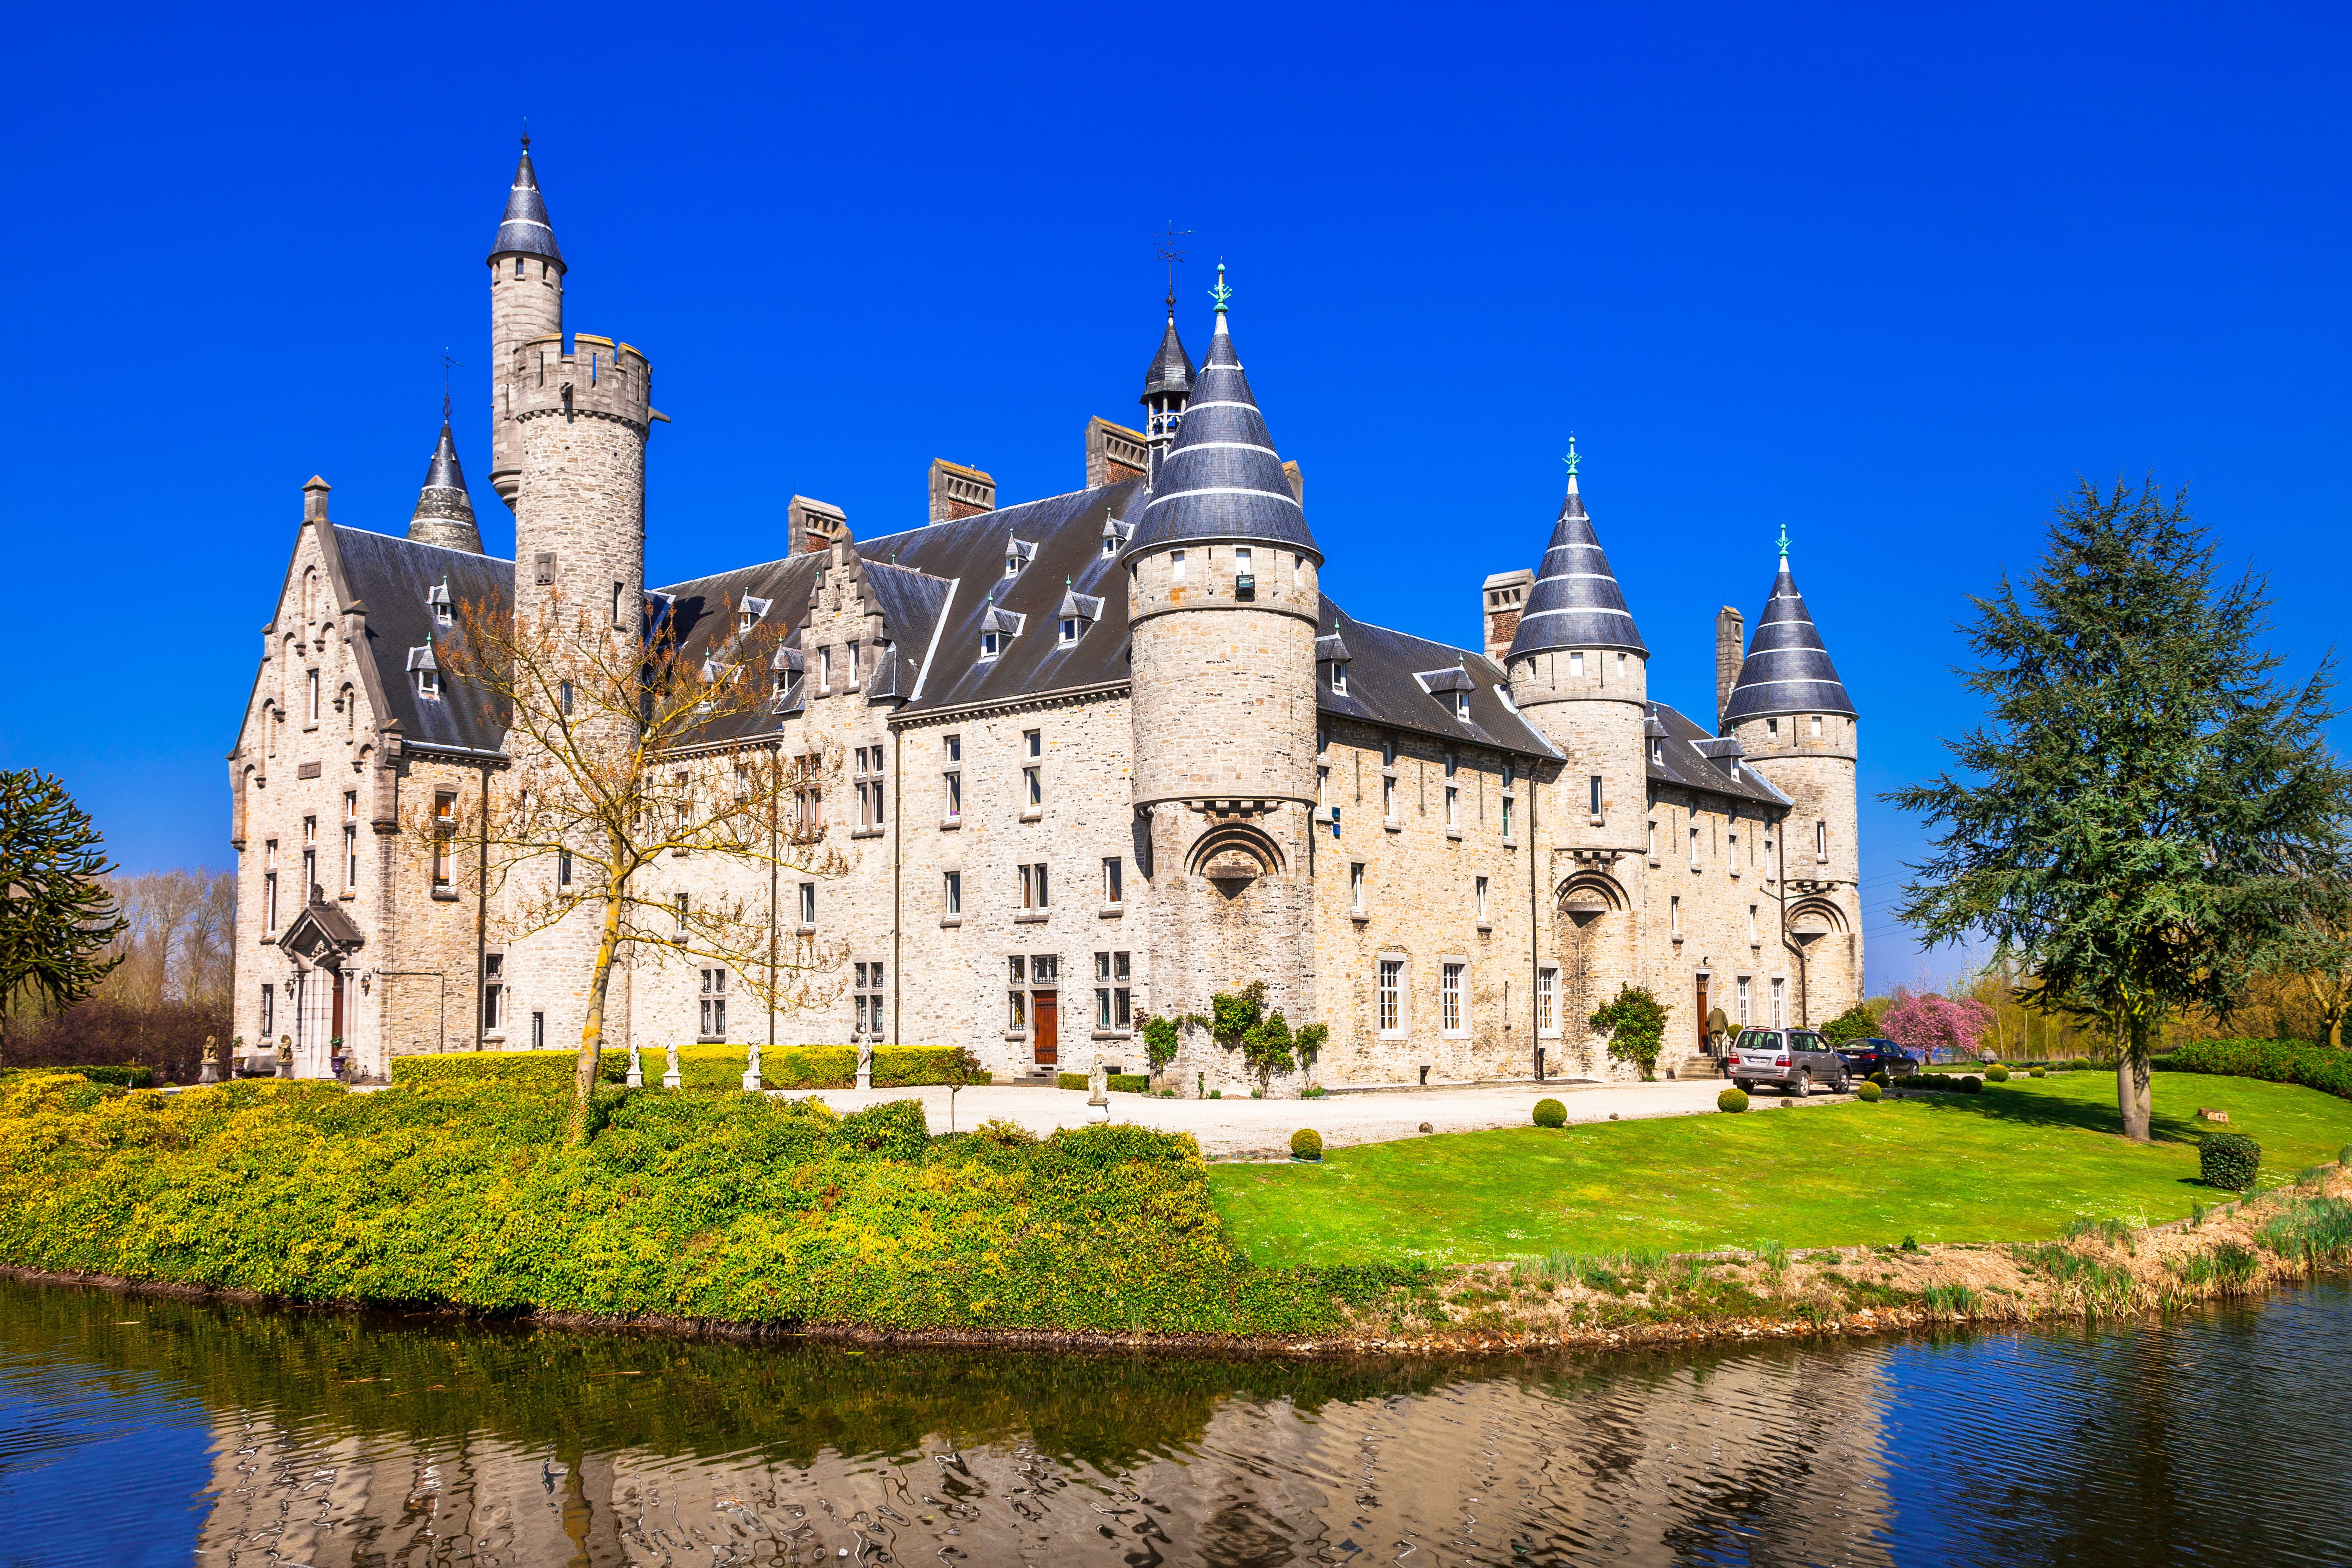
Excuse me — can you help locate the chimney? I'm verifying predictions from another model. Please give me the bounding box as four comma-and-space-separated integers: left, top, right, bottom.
302, 475, 331, 524
788, 495, 848, 555
1715, 605, 1745, 733
1482, 569, 1533, 664
1085, 417, 1148, 487
928, 458, 996, 522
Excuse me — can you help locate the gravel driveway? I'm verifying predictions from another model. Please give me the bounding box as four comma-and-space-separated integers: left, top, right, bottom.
799, 1077, 1849, 1161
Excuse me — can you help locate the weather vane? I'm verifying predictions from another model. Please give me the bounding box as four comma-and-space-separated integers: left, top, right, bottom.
1563, 433, 1581, 477
440, 348, 462, 422
1155, 222, 1191, 306
1209, 259, 1231, 314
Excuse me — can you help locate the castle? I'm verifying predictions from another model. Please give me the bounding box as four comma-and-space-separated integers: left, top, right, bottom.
229, 144, 1862, 1091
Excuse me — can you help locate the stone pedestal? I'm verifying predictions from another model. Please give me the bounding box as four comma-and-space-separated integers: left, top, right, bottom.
276, 1035, 294, 1080
1087, 1051, 1109, 1110
744, 1042, 764, 1093
626, 1044, 645, 1088
199, 1036, 222, 1086
662, 1042, 682, 1091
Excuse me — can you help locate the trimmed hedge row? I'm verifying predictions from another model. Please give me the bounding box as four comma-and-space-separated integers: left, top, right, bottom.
387, 1044, 983, 1092
2156, 1039, 2352, 1103
0, 1068, 1416, 1337
0, 1064, 153, 1089
1057, 1072, 1153, 1093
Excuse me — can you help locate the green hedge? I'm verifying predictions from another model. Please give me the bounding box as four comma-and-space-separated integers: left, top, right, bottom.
389, 1044, 980, 1092
1057, 1073, 1088, 1091
0, 1064, 153, 1089
1109, 1074, 1148, 1094
2156, 1039, 2352, 1103
2200, 1131, 2262, 1191
0, 1068, 1417, 1337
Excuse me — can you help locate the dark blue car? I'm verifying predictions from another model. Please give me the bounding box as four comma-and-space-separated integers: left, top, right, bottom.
1835, 1038, 1920, 1078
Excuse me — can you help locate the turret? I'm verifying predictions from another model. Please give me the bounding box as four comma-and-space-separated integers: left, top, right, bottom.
1138, 296, 1194, 485
1126, 267, 1321, 1086
511, 332, 651, 645
1504, 441, 1649, 860
406, 419, 483, 554
487, 137, 566, 511
1723, 529, 1862, 1021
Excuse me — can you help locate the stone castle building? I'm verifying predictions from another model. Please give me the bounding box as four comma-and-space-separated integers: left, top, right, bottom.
228, 144, 1862, 1091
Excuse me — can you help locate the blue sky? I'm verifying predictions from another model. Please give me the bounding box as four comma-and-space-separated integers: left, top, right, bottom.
2, 2, 2344, 995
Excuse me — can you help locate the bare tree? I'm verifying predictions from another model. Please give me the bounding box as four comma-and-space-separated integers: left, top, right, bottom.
92, 869, 235, 1011
412, 585, 848, 1143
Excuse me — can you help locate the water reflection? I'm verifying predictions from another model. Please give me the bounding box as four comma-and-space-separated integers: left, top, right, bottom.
1, 1280, 2347, 1566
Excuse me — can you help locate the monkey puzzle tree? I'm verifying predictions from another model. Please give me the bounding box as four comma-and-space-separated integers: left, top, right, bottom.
1891, 478, 2352, 1140
0, 770, 127, 1066
420, 587, 848, 1144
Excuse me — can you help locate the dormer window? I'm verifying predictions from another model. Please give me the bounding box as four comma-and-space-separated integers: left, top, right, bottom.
1003, 536, 1036, 578
1653, 740, 1664, 762
427, 579, 453, 628
979, 604, 1024, 661
1455, 691, 1470, 720
980, 630, 1002, 660
1059, 617, 1079, 646
407, 643, 440, 701
733, 594, 771, 637
1332, 663, 1348, 694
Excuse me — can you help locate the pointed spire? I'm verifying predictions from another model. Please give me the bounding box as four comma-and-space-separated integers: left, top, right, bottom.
487, 137, 564, 268
1127, 283, 1319, 560
1506, 444, 1646, 660
1723, 556, 1856, 724
408, 421, 485, 554
1140, 307, 1195, 403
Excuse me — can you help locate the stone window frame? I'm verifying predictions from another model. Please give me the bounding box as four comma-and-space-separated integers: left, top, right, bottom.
1093, 949, 1132, 1034
699, 966, 729, 1041
1376, 952, 1408, 1038
1439, 956, 1469, 1038
941, 868, 963, 924
1536, 964, 1560, 1037
1349, 861, 1368, 921
1475, 875, 1491, 930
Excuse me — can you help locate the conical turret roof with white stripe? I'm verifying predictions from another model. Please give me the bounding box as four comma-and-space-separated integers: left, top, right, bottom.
1723, 540, 1855, 722
1127, 267, 1319, 559
487, 138, 564, 268
1506, 454, 1647, 660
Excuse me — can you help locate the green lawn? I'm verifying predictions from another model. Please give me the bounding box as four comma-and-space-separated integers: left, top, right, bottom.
1208, 1071, 2352, 1267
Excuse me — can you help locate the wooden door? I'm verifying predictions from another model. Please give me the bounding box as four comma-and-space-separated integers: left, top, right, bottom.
331, 971, 345, 1044
1694, 976, 1709, 1050
1034, 992, 1059, 1066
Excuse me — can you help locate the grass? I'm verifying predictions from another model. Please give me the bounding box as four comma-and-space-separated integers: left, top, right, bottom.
1209, 1069, 2352, 1268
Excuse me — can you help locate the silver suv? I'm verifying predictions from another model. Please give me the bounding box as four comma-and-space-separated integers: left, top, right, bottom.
1728, 1028, 1851, 1096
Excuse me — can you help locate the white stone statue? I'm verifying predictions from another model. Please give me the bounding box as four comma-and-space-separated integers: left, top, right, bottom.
855, 1030, 874, 1091
1087, 1050, 1109, 1109
626, 1042, 644, 1088
662, 1042, 683, 1090
743, 1040, 763, 1092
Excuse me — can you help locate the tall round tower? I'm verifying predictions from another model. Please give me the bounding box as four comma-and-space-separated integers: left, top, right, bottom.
1125, 270, 1322, 1077
511, 332, 651, 646
487, 137, 566, 512
1723, 534, 1862, 1025
1503, 445, 1651, 1070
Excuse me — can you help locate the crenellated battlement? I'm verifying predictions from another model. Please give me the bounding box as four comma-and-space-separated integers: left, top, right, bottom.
511, 334, 652, 430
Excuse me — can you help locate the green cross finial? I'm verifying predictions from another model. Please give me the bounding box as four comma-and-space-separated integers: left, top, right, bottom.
1777, 524, 1789, 560
1209, 260, 1231, 315
1563, 434, 1581, 477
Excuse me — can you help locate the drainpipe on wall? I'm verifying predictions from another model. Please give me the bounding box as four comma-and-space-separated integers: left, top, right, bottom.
1528, 759, 1541, 1077
475, 761, 491, 1050
768, 741, 780, 1053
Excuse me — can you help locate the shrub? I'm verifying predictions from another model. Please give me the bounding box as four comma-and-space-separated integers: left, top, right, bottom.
1868, 1069, 1889, 1088
1057, 1073, 1088, 1091
2200, 1132, 2262, 1191
1718, 1086, 1750, 1114
1820, 1003, 1880, 1047
9, 1063, 156, 1089
1290, 1127, 1323, 1161
2072, 1057, 2093, 1071
973, 1117, 1036, 1148
1986, 1065, 2011, 1083
576, 1044, 976, 1092
1300, 1085, 1328, 1099
1589, 985, 1669, 1080
1959, 1075, 1984, 1094
1856, 1080, 1882, 1103
2030, 1065, 2047, 1078
2157, 1039, 2352, 1103
1208, 1090, 1222, 1100
1108, 1073, 1148, 1094
1532, 1098, 1567, 1128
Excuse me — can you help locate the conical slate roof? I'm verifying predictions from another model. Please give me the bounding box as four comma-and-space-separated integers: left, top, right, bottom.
1505, 474, 1647, 659
1723, 558, 1855, 722
1128, 293, 1318, 557
407, 422, 484, 554
1140, 307, 1194, 402
487, 141, 564, 266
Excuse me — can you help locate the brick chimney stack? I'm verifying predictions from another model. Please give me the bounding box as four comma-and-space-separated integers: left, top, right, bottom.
1715, 605, 1745, 733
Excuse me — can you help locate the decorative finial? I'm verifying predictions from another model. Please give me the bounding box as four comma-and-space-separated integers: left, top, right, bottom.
440, 348, 461, 423
1777, 523, 1789, 561
1209, 260, 1231, 315
1563, 434, 1581, 478
521, 120, 530, 151
1156, 222, 1191, 315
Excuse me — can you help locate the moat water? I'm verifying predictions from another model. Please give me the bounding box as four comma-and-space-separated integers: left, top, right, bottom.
3, 1279, 2347, 1568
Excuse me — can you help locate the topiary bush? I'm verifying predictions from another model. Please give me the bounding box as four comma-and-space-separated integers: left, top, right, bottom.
1959, 1075, 1984, 1094
1290, 1127, 1323, 1161
2200, 1132, 2262, 1191
1718, 1086, 1750, 1113
1107, 1073, 1148, 1094
1868, 1069, 1889, 1088
1855, 1080, 1882, 1103
2030, 1065, 2047, 1078
1532, 1098, 1567, 1128
2072, 1057, 2093, 1072
1986, 1065, 2011, 1083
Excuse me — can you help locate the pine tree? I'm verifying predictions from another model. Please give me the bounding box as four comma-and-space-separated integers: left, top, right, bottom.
1890, 478, 2352, 1140
0, 770, 127, 1065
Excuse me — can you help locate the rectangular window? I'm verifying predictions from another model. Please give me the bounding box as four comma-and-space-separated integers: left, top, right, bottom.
264, 871, 279, 931
1024, 766, 1042, 808
1568, 651, 1584, 678
1816, 820, 1828, 859
1689, 825, 1701, 869
944, 769, 962, 820
1102, 856, 1123, 904
846, 641, 861, 687
1501, 794, 1514, 839
980, 630, 1001, 660
818, 646, 833, 690
343, 824, 357, 889
1749, 903, 1759, 944
560, 680, 573, 715
344, 790, 357, 820
1444, 785, 1459, 828
1537, 965, 1559, 1035
531, 1011, 545, 1051
557, 849, 573, 888
798, 882, 816, 926
1772, 976, 1787, 1027
1350, 861, 1366, 914
1589, 775, 1603, 816
431, 793, 454, 887
1171, 549, 1186, 581
943, 869, 962, 915
700, 967, 728, 1039
1383, 737, 1396, 767
853, 961, 884, 1037
260, 984, 274, 1035
1020, 862, 1050, 909
1009, 989, 1028, 1029
1382, 775, 1397, 822
1811, 714, 1824, 738
1736, 976, 1752, 1025
945, 734, 962, 763
1096, 950, 1132, 1029
482, 953, 503, 1031
612, 581, 628, 631
1332, 662, 1347, 694
675, 892, 689, 934
1441, 962, 1464, 1033
1377, 959, 1403, 1034
1671, 894, 1682, 937
307, 668, 320, 722
1025, 729, 1042, 758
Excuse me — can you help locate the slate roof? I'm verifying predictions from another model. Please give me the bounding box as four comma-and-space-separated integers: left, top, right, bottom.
488, 143, 563, 266
1506, 475, 1648, 660
322, 525, 513, 754
1723, 560, 1856, 723
407, 421, 483, 552
1316, 601, 1560, 760
1127, 312, 1320, 558
1645, 701, 1790, 807
1141, 311, 1194, 401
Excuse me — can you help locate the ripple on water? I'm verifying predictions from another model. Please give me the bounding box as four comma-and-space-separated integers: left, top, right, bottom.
0, 1282, 2348, 1566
